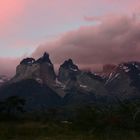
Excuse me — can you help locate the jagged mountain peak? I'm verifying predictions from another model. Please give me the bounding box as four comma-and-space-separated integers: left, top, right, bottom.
107, 61, 140, 82
20, 52, 52, 65
118, 61, 140, 73
11, 52, 56, 84
105, 61, 140, 98
35, 52, 52, 64
60, 59, 79, 71
58, 59, 80, 83
106, 61, 140, 80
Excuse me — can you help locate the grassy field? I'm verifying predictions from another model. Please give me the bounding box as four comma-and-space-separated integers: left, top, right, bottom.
0, 121, 140, 140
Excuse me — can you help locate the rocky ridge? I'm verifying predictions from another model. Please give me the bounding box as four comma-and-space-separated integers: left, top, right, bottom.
105, 61, 140, 99
11, 52, 56, 85
0, 53, 139, 110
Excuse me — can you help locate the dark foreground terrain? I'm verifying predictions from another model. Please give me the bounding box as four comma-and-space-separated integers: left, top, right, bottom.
0, 121, 140, 140
0, 99, 140, 140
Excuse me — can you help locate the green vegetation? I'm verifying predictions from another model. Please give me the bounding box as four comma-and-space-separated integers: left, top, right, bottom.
0, 96, 140, 139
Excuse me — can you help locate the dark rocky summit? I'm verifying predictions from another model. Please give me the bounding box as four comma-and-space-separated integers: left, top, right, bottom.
11, 52, 56, 85
35, 52, 52, 64
58, 59, 80, 83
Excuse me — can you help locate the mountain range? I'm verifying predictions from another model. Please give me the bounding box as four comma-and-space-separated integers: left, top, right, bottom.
0, 52, 140, 110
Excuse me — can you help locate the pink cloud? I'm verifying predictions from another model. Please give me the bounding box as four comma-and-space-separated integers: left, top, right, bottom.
32, 15, 140, 71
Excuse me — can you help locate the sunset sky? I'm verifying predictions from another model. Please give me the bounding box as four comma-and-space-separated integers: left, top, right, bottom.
0, 0, 140, 75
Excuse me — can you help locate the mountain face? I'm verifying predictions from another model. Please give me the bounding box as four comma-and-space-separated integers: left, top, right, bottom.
11, 52, 56, 85
105, 62, 140, 99
58, 59, 108, 103
0, 53, 140, 110
58, 59, 80, 84
0, 79, 61, 110
58, 59, 106, 94
62, 71, 109, 107
0, 55, 108, 108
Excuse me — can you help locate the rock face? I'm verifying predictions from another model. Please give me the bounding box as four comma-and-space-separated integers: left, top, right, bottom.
2, 52, 140, 110
76, 72, 107, 96
58, 59, 108, 99
11, 52, 56, 85
106, 62, 140, 99
58, 59, 80, 84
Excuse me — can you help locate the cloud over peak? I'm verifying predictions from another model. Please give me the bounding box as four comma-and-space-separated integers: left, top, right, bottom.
32, 15, 140, 70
